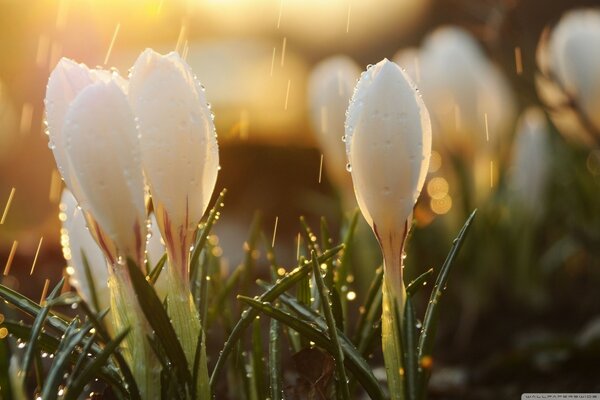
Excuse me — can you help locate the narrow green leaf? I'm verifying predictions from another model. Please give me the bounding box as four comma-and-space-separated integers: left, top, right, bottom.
406, 268, 434, 298
403, 298, 418, 400
64, 328, 129, 400
22, 278, 64, 374
312, 250, 351, 399
190, 188, 227, 282
191, 329, 210, 400
238, 296, 384, 400
148, 253, 167, 285
353, 266, 383, 344
252, 318, 267, 399
69, 331, 97, 383
268, 315, 283, 400
81, 251, 101, 312
209, 244, 344, 390
78, 302, 141, 400
125, 259, 192, 387
42, 320, 94, 400
4, 321, 127, 397
0, 283, 70, 332
416, 210, 477, 399
299, 216, 321, 255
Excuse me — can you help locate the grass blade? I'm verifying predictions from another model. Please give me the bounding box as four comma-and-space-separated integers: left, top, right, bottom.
268, 315, 283, 400
416, 210, 477, 399
311, 250, 350, 399
125, 259, 192, 387
21, 278, 64, 374
78, 302, 140, 400
251, 318, 267, 399
0, 283, 70, 332
209, 244, 344, 390
41, 320, 93, 400
148, 254, 167, 285
190, 188, 227, 282
81, 251, 101, 312
403, 298, 418, 400
64, 328, 129, 400
238, 296, 384, 400
406, 268, 434, 298
353, 267, 383, 344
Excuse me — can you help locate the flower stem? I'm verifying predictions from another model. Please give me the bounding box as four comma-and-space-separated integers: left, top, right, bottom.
109, 266, 160, 400
382, 266, 406, 400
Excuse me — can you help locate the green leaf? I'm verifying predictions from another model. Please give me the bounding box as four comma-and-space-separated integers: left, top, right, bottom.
42, 320, 94, 400
299, 216, 320, 255
81, 251, 101, 312
238, 296, 384, 400
3, 321, 127, 397
191, 329, 210, 400
406, 268, 434, 298
311, 250, 350, 399
402, 298, 418, 400
21, 278, 64, 375
63, 328, 130, 400
77, 302, 140, 400
353, 267, 383, 349
268, 315, 283, 400
148, 253, 167, 285
0, 282, 70, 332
336, 210, 360, 324
251, 318, 267, 399
125, 259, 192, 387
416, 210, 477, 399
209, 244, 344, 390
190, 188, 227, 282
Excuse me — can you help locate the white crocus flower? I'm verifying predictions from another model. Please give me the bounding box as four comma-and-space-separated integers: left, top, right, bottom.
46, 59, 142, 265
61, 79, 147, 265
129, 49, 219, 273
308, 55, 360, 205
60, 189, 110, 314
509, 107, 551, 217
536, 9, 600, 146
129, 49, 216, 389
46, 59, 158, 399
418, 27, 516, 157
345, 59, 431, 399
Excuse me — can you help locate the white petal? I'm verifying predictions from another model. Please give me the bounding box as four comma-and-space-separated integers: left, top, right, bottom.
63, 81, 146, 262
308, 55, 360, 191
549, 9, 600, 131
129, 49, 219, 234
509, 107, 551, 214
45, 58, 95, 186
346, 59, 431, 235
61, 190, 110, 313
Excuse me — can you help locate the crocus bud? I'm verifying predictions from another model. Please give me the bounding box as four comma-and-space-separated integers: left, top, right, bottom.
307, 56, 360, 203
345, 58, 431, 400
129, 49, 219, 275
64, 81, 146, 265
418, 27, 515, 157
346, 59, 431, 271
60, 189, 110, 314
536, 9, 600, 146
129, 49, 217, 385
46, 60, 146, 265
508, 107, 551, 216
